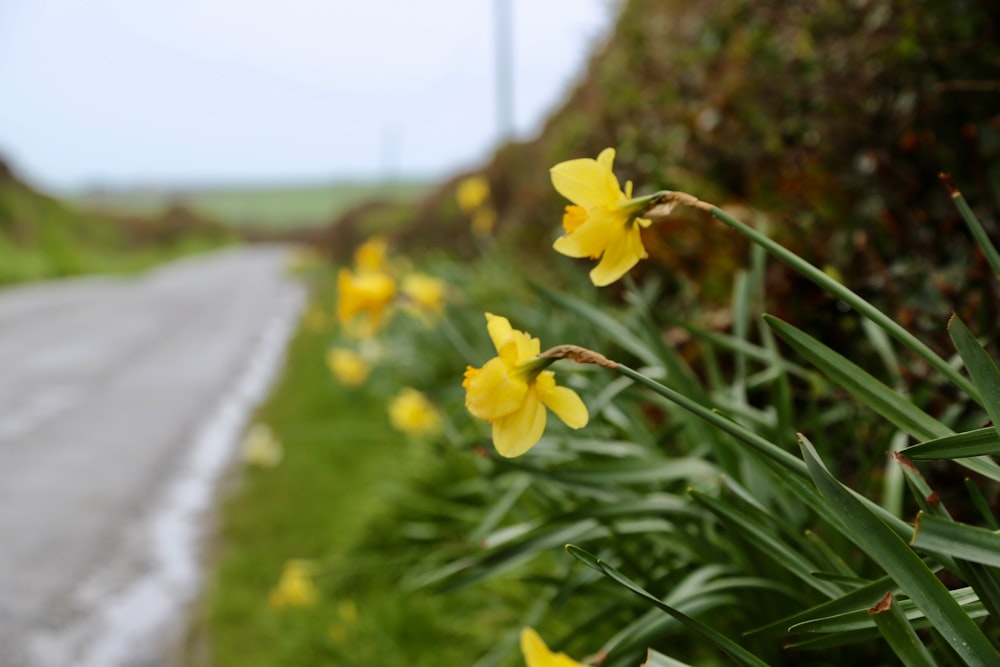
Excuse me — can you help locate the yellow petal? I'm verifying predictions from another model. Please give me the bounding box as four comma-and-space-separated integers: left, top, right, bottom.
491, 392, 547, 457
520, 628, 586, 667
512, 328, 541, 361
550, 148, 622, 209
536, 372, 589, 429
553, 215, 615, 259
485, 312, 514, 353
464, 357, 528, 420
588, 223, 647, 286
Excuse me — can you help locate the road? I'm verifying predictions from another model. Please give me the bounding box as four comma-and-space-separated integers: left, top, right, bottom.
0, 245, 304, 666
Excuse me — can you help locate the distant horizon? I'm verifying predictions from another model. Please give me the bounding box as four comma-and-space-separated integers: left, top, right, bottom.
0, 142, 477, 197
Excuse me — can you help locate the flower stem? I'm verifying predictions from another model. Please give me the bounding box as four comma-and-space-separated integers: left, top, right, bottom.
705, 204, 980, 402
616, 363, 808, 477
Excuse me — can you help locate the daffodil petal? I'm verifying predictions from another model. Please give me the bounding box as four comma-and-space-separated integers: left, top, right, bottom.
536, 372, 589, 429
588, 223, 647, 286
485, 312, 514, 353
513, 329, 541, 360
520, 627, 586, 667
465, 358, 528, 420
553, 215, 616, 259
550, 150, 623, 209
491, 392, 547, 457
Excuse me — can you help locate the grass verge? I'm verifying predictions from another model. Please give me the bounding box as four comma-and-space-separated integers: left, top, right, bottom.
184, 270, 533, 667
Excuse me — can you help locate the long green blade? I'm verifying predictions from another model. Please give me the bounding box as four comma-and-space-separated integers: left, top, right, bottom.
566, 545, 771, 667
764, 315, 949, 441
800, 436, 998, 664
948, 314, 1000, 438
903, 428, 1000, 460
911, 513, 1000, 567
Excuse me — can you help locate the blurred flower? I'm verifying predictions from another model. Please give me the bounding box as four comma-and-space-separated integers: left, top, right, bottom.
401, 272, 446, 319
463, 313, 587, 457
242, 424, 283, 468
327, 347, 372, 386
328, 599, 358, 645
353, 235, 390, 273
388, 388, 442, 437
471, 206, 497, 236
268, 560, 319, 610
520, 628, 586, 667
337, 267, 396, 337
456, 175, 491, 214
550, 147, 659, 286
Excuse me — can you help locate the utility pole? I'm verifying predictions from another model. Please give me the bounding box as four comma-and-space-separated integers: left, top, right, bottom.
494, 0, 514, 145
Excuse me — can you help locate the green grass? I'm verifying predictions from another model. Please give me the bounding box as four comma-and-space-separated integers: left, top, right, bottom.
72, 180, 431, 229
0, 174, 231, 286
187, 274, 532, 667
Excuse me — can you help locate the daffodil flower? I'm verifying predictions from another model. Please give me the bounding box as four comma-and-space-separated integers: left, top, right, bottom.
388, 387, 442, 438
520, 628, 587, 667
401, 272, 446, 317
456, 175, 491, 213
241, 424, 283, 468
326, 347, 372, 386
268, 560, 319, 610
463, 313, 588, 457
336, 267, 396, 337
551, 147, 660, 286
353, 235, 390, 273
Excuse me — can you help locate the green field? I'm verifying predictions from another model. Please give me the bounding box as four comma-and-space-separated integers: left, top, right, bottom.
72, 180, 431, 229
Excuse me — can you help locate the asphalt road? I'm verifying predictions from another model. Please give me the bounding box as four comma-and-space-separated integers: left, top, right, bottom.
0, 245, 304, 666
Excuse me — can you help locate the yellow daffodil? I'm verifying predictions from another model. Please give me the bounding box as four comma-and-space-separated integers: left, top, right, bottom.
388, 388, 442, 438
353, 235, 390, 273
551, 147, 660, 286
268, 560, 319, 610
337, 267, 396, 336
326, 347, 372, 386
456, 175, 491, 213
463, 313, 588, 457
401, 272, 446, 318
328, 599, 359, 644
241, 424, 283, 468
521, 628, 587, 667
472, 206, 497, 236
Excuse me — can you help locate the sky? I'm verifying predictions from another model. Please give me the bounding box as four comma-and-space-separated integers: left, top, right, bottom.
0, 0, 616, 192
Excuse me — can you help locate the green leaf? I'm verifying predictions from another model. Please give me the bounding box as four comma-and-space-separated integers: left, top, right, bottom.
532, 283, 660, 367
903, 428, 1000, 460
800, 436, 999, 664
616, 364, 807, 477
689, 490, 842, 598
947, 181, 1000, 282
948, 314, 1000, 438
768, 315, 1000, 484
708, 205, 979, 400
545, 458, 718, 486
965, 478, 1000, 530
894, 454, 1000, 624
764, 315, 949, 442
567, 545, 771, 667
789, 588, 981, 634
746, 571, 904, 637
911, 513, 1000, 567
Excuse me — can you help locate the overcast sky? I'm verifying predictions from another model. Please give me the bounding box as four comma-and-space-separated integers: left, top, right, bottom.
0, 0, 615, 192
